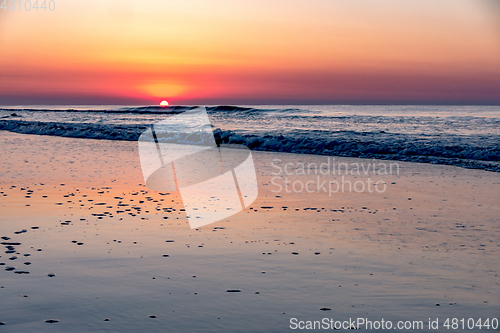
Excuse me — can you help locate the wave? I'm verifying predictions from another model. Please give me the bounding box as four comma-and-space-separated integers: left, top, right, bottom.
0, 120, 146, 140
1, 119, 499, 172
0, 105, 195, 114
215, 130, 500, 172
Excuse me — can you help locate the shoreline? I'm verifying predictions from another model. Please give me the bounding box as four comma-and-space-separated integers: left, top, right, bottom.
0, 131, 498, 332
1, 115, 499, 173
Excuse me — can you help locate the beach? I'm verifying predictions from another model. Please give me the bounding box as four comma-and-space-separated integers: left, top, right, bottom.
0, 130, 498, 332
2, 0, 500, 329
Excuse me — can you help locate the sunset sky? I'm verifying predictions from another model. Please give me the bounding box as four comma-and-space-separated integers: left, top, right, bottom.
0, 0, 499, 105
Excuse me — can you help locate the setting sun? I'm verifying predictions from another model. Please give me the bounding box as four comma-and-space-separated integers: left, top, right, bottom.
160, 100, 169, 106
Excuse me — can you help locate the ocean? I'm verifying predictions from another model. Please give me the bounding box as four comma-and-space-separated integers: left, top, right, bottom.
0, 106, 499, 331
1, 105, 499, 172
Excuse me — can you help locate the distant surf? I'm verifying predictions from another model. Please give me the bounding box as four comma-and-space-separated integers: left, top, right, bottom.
1, 105, 499, 172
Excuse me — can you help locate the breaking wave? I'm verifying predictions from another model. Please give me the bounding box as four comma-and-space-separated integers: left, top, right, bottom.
0, 105, 499, 172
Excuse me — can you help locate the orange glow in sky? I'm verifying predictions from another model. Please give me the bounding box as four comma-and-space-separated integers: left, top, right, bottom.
0, 0, 499, 105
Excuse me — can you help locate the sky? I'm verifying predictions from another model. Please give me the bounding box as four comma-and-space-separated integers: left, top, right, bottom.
0, 0, 499, 105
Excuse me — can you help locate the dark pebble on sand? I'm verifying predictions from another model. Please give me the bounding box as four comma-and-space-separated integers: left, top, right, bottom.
165, 240, 175, 243
71, 241, 77, 243
162, 255, 169, 257
77, 243, 84, 245
24, 262, 31, 265
45, 319, 59, 323
104, 319, 110, 322
5, 267, 15, 271
0, 322, 4, 325
0, 263, 4, 265
436, 304, 440, 306
31, 227, 39, 229
14, 271, 29, 274
320, 308, 331, 311
48, 273, 56, 277
314, 252, 321, 255
1, 237, 10, 240
149, 315, 157, 319
1, 242, 21, 246
226, 289, 241, 293
9, 256, 17, 260
5, 250, 15, 254
292, 252, 299, 255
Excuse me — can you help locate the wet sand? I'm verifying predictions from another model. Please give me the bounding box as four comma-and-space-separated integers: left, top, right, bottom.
0, 131, 499, 332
